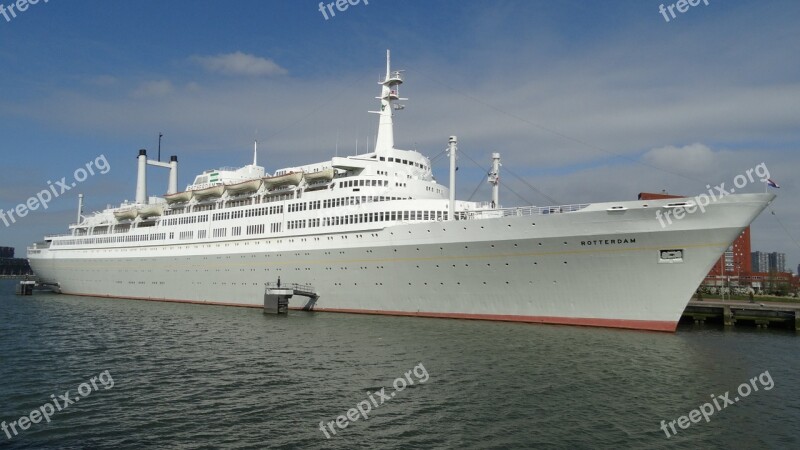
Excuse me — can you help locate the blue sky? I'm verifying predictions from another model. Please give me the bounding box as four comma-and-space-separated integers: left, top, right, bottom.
1, 0, 798, 270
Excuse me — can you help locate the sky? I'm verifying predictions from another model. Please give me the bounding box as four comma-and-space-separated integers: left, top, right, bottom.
0, 0, 798, 271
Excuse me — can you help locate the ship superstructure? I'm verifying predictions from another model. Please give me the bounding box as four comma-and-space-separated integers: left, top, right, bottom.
28, 51, 775, 331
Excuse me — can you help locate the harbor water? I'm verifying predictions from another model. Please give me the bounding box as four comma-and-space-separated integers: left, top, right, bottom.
0, 280, 798, 449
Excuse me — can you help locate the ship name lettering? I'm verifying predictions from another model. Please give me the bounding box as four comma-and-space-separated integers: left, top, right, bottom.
580, 238, 636, 246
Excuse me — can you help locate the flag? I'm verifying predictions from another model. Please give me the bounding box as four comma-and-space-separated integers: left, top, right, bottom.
767, 179, 780, 188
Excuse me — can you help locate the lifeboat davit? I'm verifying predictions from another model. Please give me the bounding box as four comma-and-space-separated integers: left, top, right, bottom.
304, 168, 334, 183
225, 178, 262, 195
193, 184, 225, 200
165, 191, 193, 204
263, 172, 303, 189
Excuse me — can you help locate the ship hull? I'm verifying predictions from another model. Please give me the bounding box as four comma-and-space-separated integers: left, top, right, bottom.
28, 194, 774, 332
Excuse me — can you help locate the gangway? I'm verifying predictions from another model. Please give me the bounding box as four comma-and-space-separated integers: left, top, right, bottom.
263, 281, 319, 314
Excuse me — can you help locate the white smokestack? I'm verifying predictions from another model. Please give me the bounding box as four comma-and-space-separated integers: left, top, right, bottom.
136, 149, 147, 204
448, 136, 457, 221
168, 155, 178, 195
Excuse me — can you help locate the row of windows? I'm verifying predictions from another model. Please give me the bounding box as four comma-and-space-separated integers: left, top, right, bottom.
316, 210, 447, 228
149, 210, 442, 237
213, 205, 284, 222
213, 210, 245, 221
162, 194, 409, 228
179, 191, 293, 210
210, 196, 406, 223
323, 196, 405, 209
338, 179, 389, 189
53, 233, 169, 246
249, 205, 284, 216
378, 156, 428, 171
53, 207, 452, 248
288, 220, 307, 230
247, 224, 265, 235
288, 203, 306, 213
163, 215, 208, 226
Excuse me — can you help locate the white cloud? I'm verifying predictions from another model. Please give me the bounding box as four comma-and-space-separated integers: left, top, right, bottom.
642, 143, 716, 175
192, 52, 288, 77
132, 80, 175, 98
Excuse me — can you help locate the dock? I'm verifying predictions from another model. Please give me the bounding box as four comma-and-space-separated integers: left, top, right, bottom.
263, 282, 318, 314
683, 299, 800, 330
15, 280, 36, 296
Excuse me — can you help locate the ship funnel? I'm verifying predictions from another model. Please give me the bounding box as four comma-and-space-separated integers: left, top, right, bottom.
136, 149, 147, 204
253, 140, 258, 166
76, 193, 84, 225
168, 155, 178, 195
448, 136, 457, 221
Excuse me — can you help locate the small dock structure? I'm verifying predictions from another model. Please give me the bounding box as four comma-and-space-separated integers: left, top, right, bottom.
15, 280, 36, 296
263, 281, 318, 314
683, 299, 800, 331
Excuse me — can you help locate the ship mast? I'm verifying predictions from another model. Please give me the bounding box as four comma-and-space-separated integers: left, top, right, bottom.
370, 50, 406, 155
488, 152, 501, 208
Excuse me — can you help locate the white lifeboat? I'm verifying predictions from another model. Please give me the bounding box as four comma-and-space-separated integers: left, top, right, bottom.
193, 184, 225, 200
263, 172, 303, 189
164, 190, 193, 204
304, 167, 334, 183
225, 178, 262, 195
138, 204, 165, 219
114, 207, 138, 221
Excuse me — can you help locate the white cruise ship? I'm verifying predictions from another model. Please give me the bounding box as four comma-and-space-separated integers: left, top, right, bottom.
28, 51, 775, 332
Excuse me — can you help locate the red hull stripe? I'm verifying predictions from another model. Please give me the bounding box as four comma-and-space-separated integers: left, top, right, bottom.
305, 307, 677, 332
64, 292, 677, 332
